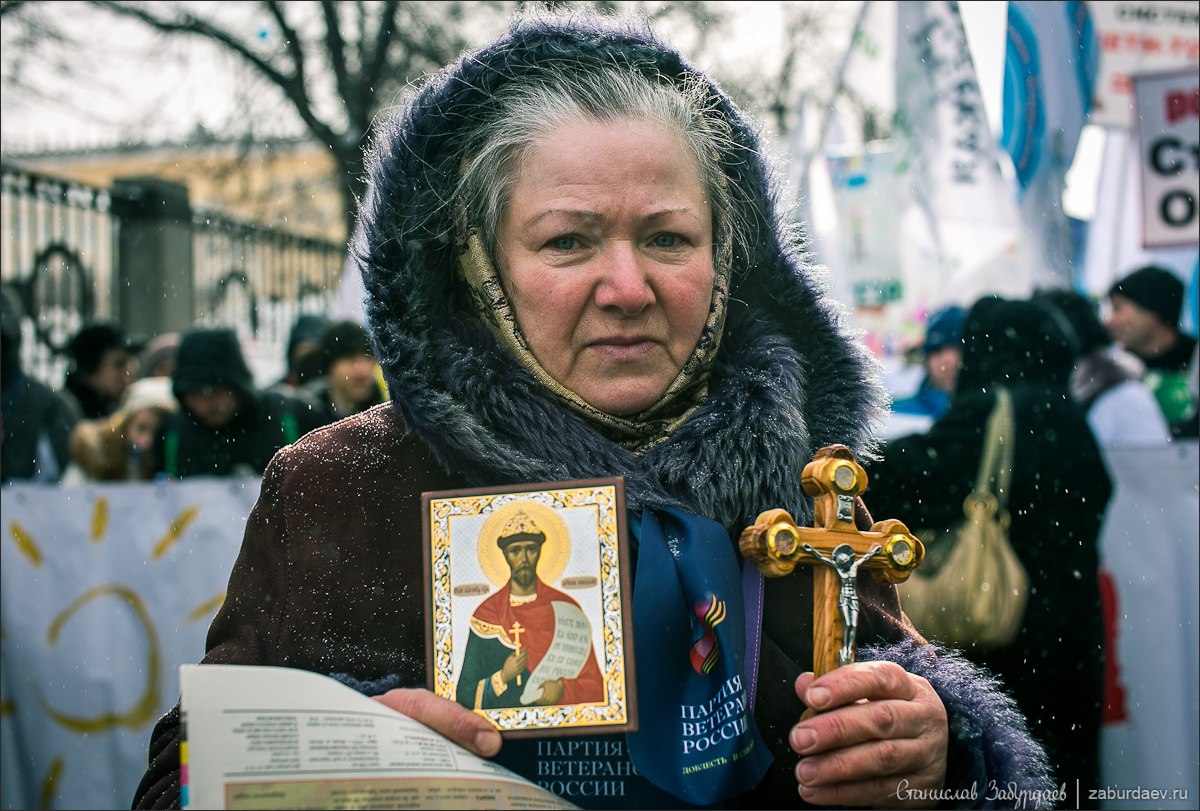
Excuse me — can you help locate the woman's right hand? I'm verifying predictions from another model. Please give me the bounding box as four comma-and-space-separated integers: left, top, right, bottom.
373, 688, 502, 757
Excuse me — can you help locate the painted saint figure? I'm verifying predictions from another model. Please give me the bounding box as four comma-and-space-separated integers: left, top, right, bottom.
801, 542, 882, 666
455, 508, 603, 709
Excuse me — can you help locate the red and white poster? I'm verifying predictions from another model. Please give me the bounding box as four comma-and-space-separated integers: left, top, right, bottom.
1134, 67, 1200, 248
1088, 1, 1199, 129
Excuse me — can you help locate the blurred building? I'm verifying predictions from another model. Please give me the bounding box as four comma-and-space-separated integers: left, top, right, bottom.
1, 134, 346, 389
4, 132, 345, 244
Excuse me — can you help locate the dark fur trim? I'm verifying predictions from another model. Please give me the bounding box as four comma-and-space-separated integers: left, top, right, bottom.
862, 639, 1057, 808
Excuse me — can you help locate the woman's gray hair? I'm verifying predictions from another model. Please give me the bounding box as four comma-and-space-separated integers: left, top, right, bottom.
454, 64, 746, 273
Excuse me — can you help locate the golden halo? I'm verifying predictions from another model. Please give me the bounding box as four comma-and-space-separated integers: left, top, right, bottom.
478, 499, 571, 588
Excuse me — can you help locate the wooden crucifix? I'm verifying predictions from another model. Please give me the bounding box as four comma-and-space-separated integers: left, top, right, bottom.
739, 445, 924, 683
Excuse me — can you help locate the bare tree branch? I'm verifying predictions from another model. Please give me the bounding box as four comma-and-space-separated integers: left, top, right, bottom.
363, 0, 401, 96
319, 1, 352, 103
7, 0, 838, 240
259, 0, 332, 138
91, 1, 290, 92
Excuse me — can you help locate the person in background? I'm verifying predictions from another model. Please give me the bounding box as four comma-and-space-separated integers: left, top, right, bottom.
892, 305, 965, 422
1, 288, 78, 483
1105, 264, 1198, 437
58, 321, 136, 419
136, 332, 181, 379
867, 295, 1113, 792
273, 313, 330, 393
134, 11, 1055, 809
1031, 289, 1171, 783
304, 320, 386, 422
883, 306, 965, 440
64, 376, 177, 482
1033, 288, 1171, 449
155, 327, 325, 478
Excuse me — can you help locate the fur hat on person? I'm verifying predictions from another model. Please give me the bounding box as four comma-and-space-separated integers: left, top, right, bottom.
1108, 265, 1184, 328
352, 10, 888, 531
119, 376, 177, 418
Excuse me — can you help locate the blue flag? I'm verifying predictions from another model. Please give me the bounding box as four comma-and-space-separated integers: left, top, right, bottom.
1001, 0, 1098, 288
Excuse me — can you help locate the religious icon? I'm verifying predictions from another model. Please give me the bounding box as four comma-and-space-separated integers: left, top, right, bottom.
455, 506, 605, 709
423, 478, 636, 736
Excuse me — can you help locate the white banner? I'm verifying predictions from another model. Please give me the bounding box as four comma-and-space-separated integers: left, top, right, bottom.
1098, 441, 1199, 809
890, 1, 1038, 306
1087, 0, 1200, 129
821, 0, 1040, 351
1, 479, 258, 810
1134, 68, 1200, 248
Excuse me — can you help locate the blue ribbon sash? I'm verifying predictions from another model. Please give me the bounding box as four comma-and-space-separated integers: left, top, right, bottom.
626, 507, 773, 805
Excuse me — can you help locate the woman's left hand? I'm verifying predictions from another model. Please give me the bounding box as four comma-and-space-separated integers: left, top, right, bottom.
373, 688, 502, 757
789, 660, 948, 808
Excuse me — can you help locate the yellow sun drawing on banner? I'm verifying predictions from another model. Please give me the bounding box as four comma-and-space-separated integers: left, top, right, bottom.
2, 493, 226, 805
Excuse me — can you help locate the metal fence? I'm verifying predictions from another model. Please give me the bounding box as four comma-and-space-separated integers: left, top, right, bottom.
189, 208, 346, 383
1, 163, 346, 388
1, 165, 116, 387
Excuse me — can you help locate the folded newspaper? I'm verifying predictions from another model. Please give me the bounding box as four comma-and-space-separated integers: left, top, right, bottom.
181, 664, 577, 810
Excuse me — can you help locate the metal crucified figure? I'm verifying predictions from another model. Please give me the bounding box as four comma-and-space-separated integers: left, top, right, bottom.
801, 542, 882, 666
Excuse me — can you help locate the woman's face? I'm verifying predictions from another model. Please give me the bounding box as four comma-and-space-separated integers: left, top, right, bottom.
124, 408, 163, 454
496, 117, 715, 417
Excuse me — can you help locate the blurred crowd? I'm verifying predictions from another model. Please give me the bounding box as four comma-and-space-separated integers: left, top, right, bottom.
881, 264, 1198, 445
2, 294, 386, 484
2, 263, 1195, 487
864, 264, 1196, 789
2, 254, 1197, 794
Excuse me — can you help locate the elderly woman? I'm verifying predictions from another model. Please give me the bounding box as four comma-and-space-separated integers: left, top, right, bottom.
134, 11, 1052, 809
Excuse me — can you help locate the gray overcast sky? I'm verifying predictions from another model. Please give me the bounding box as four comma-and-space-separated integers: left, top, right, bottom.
11, 3, 1110, 217
0, 2, 1009, 151
6, 3, 1109, 218
8, 3, 1097, 214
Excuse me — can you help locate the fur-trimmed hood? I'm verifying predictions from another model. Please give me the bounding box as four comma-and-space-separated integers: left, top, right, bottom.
352, 11, 887, 535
